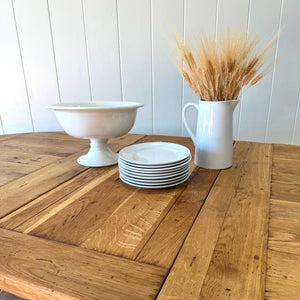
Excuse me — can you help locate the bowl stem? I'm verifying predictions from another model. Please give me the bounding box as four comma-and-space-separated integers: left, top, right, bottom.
77, 138, 118, 167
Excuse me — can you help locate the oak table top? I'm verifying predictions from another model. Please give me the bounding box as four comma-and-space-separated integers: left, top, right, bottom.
0, 132, 299, 299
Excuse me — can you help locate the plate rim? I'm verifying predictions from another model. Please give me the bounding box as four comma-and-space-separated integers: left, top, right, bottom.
119, 173, 190, 189
119, 142, 191, 166
118, 160, 191, 173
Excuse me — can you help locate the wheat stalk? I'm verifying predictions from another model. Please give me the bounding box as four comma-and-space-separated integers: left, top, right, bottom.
175, 29, 277, 101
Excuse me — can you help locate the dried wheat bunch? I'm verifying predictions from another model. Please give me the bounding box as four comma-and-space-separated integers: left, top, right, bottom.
175, 30, 276, 101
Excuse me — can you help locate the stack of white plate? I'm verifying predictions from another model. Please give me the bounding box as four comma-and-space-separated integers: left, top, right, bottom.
118, 142, 191, 188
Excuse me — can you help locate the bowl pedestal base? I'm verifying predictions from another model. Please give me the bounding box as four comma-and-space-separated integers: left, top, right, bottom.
77, 138, 119, 167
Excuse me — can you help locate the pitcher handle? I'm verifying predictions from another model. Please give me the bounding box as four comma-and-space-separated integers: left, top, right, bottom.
182, 102, 198, 145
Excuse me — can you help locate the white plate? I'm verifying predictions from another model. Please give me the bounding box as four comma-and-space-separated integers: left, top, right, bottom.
119, 142, 191, 166
119, 165, 190, 179
120, 173, 190, 189
119, 154, 191, 169
120, 170, 189, 184
118, 160, 191, 173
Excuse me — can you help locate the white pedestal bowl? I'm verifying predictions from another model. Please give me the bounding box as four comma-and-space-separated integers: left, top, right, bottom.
47, 101, 143, 167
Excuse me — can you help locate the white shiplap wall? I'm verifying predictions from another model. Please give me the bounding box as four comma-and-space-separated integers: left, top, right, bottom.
0, 0, 299, 145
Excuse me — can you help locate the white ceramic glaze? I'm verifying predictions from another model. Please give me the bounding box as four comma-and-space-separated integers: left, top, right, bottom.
47, 101, 143, 167
119, 172, 190, 189
183, 100, 239, 169
119, 142, 191, 165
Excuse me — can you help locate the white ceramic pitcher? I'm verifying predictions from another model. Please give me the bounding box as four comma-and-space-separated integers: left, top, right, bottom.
182, 99, 239, 169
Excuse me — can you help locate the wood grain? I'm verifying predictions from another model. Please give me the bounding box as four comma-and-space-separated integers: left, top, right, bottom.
265, 276, 300, 300
79, 135, 198, 259
272, 159, 300, 183
0, 152, 87, 218
0, 133, 145, 220
267, 250, 300, 283
0, 133, 88, 157
136, 168, 219, 268
265, 144, 300, 299
0, 165, 28, 187
198, 143, 272, 300
80, 179, 192, 259
1, 133, 299, 299
271, 157, 300, 203
0, 151, 59, 167
269, 199, 300, 255
158, 142, 272, 299
269, 218, 300, 255
0, 134, 20, 142
0, 228, 167, 300
271, 181, 300, 203
0, 168, 117, 230
273, 144, 300, 161
270, 199, 300, 222
23, 170, 139, 245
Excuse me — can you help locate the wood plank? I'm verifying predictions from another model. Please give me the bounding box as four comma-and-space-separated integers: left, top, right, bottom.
272, 158, 300, 183
273, 144, 300, 161
0, 152, 60, 186
0, 134, 145, 230
271, 181, 300, 203
0, 168, 28, 187
0, 228, 167, 300
0, 160, 49, 175
269, 218, 300, 255
79, 135, 197, 257
0, 167, 117, 230
0, 152, 87, 218
136, 168, 219, 268
0, 133, 145, 219
21, 168, 128, 243
270, 199, 300, 222
267, 250, 300, 283
269, 199, 300, 256
24, 166, 193, 250
0, 133, 20, 142
0, 151, 59, 167
80, 167, 197, 259
265, 275, 300, 300
1, 148, 60, 186
158, 142, 272, 299
0, 133, 89, 157
3, 135, 195, 257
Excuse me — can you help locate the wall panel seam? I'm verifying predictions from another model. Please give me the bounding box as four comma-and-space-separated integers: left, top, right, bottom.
291, 87, 300, 144
180, 0, 186, 136
46, 0, 62, 103
116, 0, 124, 101
150, 0, 154, 134
81, 0, 93, 102
237, 0, 252, 141
264, 0, 284, 142
11, 0, 34, 132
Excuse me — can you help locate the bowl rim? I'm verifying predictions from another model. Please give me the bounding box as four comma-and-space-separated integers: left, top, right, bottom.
46, 101, 144, 110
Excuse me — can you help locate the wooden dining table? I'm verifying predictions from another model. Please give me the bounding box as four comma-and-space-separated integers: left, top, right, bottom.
0, 132, 299, 299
